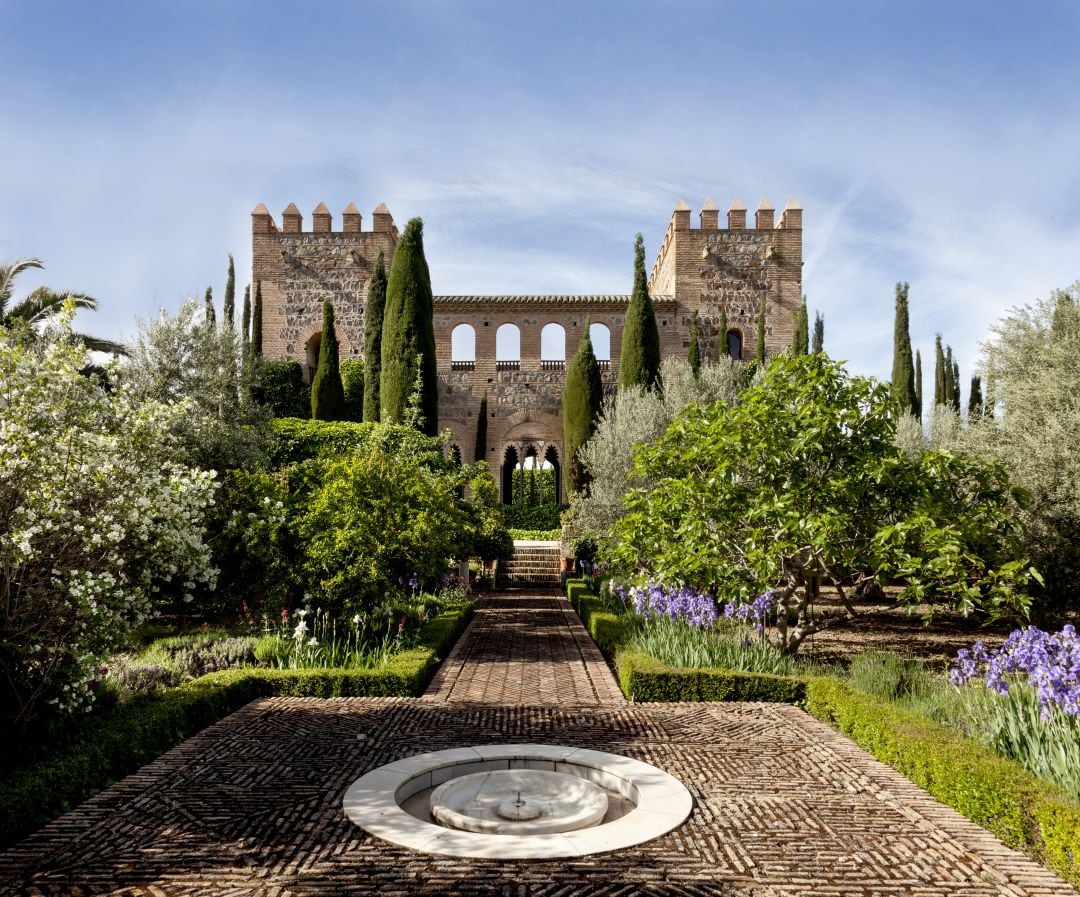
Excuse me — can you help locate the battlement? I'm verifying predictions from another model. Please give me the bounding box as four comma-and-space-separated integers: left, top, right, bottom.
251, 202, 399, 238
649, 196, 802, 288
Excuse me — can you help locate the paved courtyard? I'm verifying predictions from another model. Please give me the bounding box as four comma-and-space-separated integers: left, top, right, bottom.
0, 590, 1074, 896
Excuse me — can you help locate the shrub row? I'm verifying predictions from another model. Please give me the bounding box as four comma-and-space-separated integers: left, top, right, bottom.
805, 676, 1080, 889
617, 651, 806, 703
565, 577, 623, 654
0, 603, 472, 849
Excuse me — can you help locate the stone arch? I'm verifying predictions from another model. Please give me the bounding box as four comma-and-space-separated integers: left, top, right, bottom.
540, 323, 566, 361
726, 328, 744, 361
496, 323, 520, 361
451, 324, 476, 362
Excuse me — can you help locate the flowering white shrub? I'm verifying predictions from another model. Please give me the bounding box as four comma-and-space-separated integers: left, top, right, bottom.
0, 318, 218, 734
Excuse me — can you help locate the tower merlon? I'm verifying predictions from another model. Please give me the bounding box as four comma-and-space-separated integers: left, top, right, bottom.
312, 202, 332, 233
282, 202, 303, 234
342, 202, 362, 234
672, 199, 691, 232
372, 202, 395, 234
251, 203, 276, 234
700, 198, 719, 231
755, 198, 774, 230
779, 198, 803, 230
727, 198, 747, 230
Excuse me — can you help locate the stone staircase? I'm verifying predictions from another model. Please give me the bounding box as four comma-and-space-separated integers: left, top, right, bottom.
496, 541, 562, 588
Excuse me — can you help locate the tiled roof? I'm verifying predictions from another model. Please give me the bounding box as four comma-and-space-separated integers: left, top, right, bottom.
433, 294, 676, 306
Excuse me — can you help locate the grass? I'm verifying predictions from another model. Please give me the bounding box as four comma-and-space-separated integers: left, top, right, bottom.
508, 527, 561, 541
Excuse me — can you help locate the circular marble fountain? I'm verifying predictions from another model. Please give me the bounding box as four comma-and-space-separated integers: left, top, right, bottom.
342, 744, 692, 859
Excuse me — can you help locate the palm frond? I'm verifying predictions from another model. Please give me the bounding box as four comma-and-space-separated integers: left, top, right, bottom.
0, 258, 44, 315
7, 287, 100, 325
78, 333, 128, 356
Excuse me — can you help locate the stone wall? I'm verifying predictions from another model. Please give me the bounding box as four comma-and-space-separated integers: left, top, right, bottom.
253, 196, 803, 501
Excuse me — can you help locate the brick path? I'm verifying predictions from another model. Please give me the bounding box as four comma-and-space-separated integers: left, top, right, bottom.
422, 588, 625, 705
1, 698, 1074, 896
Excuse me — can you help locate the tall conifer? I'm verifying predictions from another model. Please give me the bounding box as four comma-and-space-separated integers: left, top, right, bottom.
891, 282, 918, 417
952, 357, 962, 413
223, 254, 235, 328
934, 334, 946, 407
968, 374, 983, 422
755, 297, 767, 364
717, 309, 729, 358
914, 349, 923, 421
944, 345, 956, 410
812, 311, 825, 354
474, 391, 488, 462
688, 310, 701, 375
363, 251, 388, 422
563, 323, 604, 494
792, 295, 809, 355
381, 219, 438, 435
251, 281, 263, 357
241, 285, 251, 351
618, 233, 661, 391
204, 287, 215, 327
311, 300, 345, 420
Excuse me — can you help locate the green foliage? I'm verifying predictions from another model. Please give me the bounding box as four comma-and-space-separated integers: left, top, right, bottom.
805, 676, 1080, 888
268, 418, 446, 467
203, 286, 215, 327
848, 650, 932, 702
252, 280, 263, 357
968, 373, 983, 421
123, 298, 272, 471
0, 603, 473, 849
566, 578, 624, 654
755, 296, 767, 364
467, 462, 514, 564
573, 357, 748, 549
944, 344, 958, 411
509, 465, 557, 507
295, 442, 471, 614
717, 308, 728, 356
474, 391, 488, 462
914, 348, 923, 420
934, 333, 946, 407
380, 218, 438, 435
617, 652, 806, 704
618, 233, 661, 391
340, 358, 365, 422
255, 359, 307, 419
311, 301, 345, 420
612, 354, 1034, 655
792, 295, 809, 355
812, 310, 825, 355
891, 282, 918, 417
624, 618, 804, 677
241, 285, 251, 352
508, 528, 561, 541
363, 250, 387, 423
503, 502, 562, 530
687, 309, 701, 374
223, 253, 235, 328
563, 322, 604, 494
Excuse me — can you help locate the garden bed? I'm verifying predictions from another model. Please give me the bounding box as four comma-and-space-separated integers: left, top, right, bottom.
0, 602, 473, 849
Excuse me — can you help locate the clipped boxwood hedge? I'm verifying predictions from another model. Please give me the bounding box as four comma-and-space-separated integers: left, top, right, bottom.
565, 577, 623, 654
805, 676, 1080, 888
0, 603, 472, 849
618, 650, 806, 704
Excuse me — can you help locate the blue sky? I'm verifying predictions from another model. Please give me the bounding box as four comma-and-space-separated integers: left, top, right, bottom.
3, 1, 1080, 388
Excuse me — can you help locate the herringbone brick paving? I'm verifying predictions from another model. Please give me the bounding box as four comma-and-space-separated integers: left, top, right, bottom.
422, 588, 625, 704
1, 698, 1074, 896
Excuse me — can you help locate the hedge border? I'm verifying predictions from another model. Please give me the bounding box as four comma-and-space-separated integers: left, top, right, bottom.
0, 603, 473, 849
564, 578, 1080, 887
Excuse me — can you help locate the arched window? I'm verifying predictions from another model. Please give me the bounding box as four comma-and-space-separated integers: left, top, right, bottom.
496, 323, 520, 362
540, 323, 565, 362
589, 322, 611, 362
451, 324, 476, 362
727, 329, 743, 360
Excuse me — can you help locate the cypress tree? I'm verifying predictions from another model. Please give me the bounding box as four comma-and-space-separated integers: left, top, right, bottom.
890, 282, 918, 417
251, 281, 263, 357
204, 286, 215, 327
914, 349, 923, 421
340, 358, 365, 421
474, 391, 488, 462
618, 233, 661, 391
563, 322, 604, 495
812, 311, 825, 354
952, 356, 962, 413
688, 310, 701, 375
968, 374, 983, 422
223, 254, 235, 328
755, 296, 767, 364
792, 295, 809, 355
311, 300, 345, 420
944, 345, 956, 410
934, 334, 946, 407
717, 308, 729, 358
380, 218, 438, 435
363, 251, 388, 423
241, 285, 251, 351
